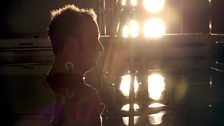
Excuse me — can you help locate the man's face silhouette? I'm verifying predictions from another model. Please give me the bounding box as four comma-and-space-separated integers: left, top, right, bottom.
76, 19, 104, 71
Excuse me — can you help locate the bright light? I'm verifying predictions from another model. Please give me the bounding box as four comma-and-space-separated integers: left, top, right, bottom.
121, 104, 140, 126
148, 111, 166, 125
122, 20, 139, 38
148, 73, 165, 100
122, 116, 139, 126
143, 0, 165, 13
120, 74, 139, 97
122, 25, 129, 38
144, 18, 166, 38
121, 0, 137, 6
121, 0, 127, 6
129, 19, 139, 38
121, 103, 140, 111
148, 103, 165, 108
130, 0, 137, 6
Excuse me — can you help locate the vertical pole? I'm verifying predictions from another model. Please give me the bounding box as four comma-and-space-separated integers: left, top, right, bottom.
128, 39, 136, 126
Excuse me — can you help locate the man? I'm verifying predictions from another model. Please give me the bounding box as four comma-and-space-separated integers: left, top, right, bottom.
46, 4, 104, 126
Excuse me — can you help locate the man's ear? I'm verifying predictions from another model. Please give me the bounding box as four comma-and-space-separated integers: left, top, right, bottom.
64, 37, 79, 54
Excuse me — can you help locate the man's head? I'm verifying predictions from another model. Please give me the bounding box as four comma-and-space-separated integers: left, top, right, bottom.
48, 4, 103, 72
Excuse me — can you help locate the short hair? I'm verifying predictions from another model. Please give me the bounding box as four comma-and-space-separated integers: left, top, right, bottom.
48, 4, 97, 54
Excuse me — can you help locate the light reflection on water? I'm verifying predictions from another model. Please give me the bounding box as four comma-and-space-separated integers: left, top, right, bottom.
148, 111, 166, 125
121, 103, 140, 111
121, 103, 140, 125
148, 103, 166, 125
148, 103, 166, 108
122, 116, 140, 126
120, 102, 167, 125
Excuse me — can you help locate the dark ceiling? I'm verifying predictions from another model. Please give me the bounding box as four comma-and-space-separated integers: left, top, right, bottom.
0, 0, 99, 38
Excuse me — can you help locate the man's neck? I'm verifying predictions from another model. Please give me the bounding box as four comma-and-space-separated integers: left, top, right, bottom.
49, 56, 84, 76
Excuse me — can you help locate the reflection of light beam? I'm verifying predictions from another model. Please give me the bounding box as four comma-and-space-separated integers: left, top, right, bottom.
121, 103, 140, 111
148, 73, 165, 100
148, 111, 166, 125
143, 0, 165, 13
121, 103, 140, 125
148, 103, 165, 108
144, 18, 166, 38
122, 116, 139, 126
120, 74, 139, 97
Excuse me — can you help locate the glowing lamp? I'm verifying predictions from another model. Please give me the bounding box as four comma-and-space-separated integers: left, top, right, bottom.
143, 0, 165, 13
119, 74, 139, 97
143, 18, 166, 38
147, 73, 165, 100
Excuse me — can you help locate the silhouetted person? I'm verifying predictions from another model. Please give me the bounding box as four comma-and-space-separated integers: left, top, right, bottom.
46, 4, 104, 126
